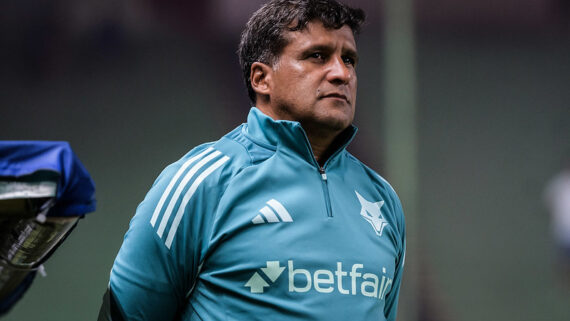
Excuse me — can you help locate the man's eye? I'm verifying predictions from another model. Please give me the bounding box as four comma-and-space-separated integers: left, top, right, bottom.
309, 53, 325, 60
343, 56, 356, 66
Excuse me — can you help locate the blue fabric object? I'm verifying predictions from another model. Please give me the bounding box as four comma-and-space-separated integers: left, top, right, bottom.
0, 141, 96, 217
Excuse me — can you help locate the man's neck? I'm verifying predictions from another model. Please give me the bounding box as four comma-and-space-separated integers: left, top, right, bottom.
256, 105, 346, 166
303, 127, 340, 166
305, 124, 354, 166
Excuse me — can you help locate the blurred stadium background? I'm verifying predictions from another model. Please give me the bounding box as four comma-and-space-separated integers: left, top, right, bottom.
1, 0, 569, 320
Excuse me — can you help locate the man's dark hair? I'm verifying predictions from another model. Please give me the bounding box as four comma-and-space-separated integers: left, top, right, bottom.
237, 0, 366, 104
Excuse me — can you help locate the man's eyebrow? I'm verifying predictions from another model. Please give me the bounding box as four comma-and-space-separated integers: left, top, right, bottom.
299, 44, 358, 59
300, 44, 334, 55
343, 47, 358, 59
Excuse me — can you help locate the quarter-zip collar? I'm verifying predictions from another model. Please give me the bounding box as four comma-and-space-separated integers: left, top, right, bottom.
244, 107, 357, 167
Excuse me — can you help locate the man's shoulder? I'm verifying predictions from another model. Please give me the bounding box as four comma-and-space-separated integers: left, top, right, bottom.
141, 129, 259, 246
155, 124, 271, 190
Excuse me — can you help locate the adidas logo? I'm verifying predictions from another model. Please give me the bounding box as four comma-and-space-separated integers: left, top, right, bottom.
251, 199, 293, 224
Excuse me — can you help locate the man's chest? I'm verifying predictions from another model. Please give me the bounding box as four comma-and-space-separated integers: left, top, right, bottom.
191, 161, 400, 315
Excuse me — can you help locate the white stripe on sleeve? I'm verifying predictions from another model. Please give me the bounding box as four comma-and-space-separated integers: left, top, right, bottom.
165, 155, 230, 249
157, 151, 221, 237
150, 147, 214, 227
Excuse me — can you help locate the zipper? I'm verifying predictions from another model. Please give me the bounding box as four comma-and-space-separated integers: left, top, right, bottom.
295, 124, 356, 219
319, 167, 333, 217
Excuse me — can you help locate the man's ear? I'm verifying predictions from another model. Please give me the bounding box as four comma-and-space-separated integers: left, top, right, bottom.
250, 62, 273, 98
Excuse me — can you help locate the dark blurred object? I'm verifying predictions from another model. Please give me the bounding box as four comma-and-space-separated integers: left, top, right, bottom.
0, 141, 96, 315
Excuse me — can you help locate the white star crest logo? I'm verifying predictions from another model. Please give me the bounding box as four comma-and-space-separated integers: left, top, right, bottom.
355, 191, 388, 236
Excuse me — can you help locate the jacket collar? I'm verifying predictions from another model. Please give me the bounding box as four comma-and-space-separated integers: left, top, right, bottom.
244, 107, 357, 167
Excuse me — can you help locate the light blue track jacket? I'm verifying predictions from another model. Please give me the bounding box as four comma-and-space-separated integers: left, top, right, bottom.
110, 107, 406, 321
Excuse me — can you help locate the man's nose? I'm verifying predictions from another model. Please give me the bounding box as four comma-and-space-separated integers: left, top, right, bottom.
326, 56, 351, 84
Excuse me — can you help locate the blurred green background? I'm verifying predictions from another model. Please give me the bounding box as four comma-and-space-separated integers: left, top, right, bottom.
1, 0, 569, 320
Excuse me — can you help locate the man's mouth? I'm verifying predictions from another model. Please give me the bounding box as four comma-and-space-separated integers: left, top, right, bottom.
321, 93, 349, 103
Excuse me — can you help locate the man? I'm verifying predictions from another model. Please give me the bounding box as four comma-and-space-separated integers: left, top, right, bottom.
100, 0, 405, 320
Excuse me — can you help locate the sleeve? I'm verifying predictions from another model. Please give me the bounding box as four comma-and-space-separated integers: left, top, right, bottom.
108, 145, 230, 320
383, 195, 406, 321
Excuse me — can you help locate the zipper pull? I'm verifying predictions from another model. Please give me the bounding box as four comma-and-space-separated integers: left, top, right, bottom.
319, 168, 327, 180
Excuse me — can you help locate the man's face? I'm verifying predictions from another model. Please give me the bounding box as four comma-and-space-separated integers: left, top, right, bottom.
266, 21, 358, 135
